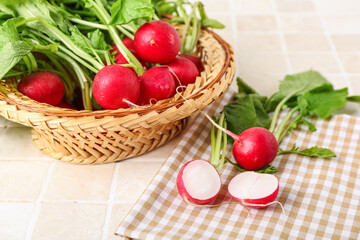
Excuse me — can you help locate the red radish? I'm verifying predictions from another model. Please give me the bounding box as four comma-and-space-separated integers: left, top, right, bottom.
179, 54, 204, 73
137, 66, 176, 105
93, 65, 140, 109
18, 71, 65, 106
134, 20, 181, 63
167, 56, 200, 86
204, 115, 278, 171
232, 127, 278, 171
228, 172, 279, 209
110, 46, 148, 69
56, 101, 77, 110
177, 159, 221, 205
122, 37, 135, 51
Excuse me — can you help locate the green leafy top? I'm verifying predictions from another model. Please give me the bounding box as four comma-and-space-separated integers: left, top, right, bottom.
109, 0, 154, 25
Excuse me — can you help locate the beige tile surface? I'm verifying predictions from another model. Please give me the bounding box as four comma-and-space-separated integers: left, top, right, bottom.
114, 162, 163, 204
338, 54, 360, 74
237, 33, 283, 52
284, 33, 331, 52
31, 203, 107, 240
44, 162, 115, 201
237, 53, 288, 74
237, 15, 278, 32
324, 15, 360, 34
107, 204, 134, 240
280, 15, 323, 33
0, 127, 52, 161
0, 0, 359, 239
0, 203, 35, 240
288, 53, 341, 74
349, 76, 360, 94
233, 0, 275, 14
276, 0, 315, 13
331, 34, 360, 52
315, 0, 360, 13
0, 161, 50, 200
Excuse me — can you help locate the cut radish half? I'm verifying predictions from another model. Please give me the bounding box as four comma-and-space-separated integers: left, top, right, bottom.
228, 172, 279, 209
177, 159, 221, 205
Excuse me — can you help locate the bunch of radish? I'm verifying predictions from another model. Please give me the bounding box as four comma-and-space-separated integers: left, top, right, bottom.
17, 20, 202, 110
93, 20, 201, 110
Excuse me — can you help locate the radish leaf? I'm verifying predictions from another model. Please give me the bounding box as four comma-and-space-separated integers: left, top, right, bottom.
297, 83, 348, 119
265, 70, 329, 112
278, 144, 336, 158
109, 0, 154, 25
224, 94, 271, 143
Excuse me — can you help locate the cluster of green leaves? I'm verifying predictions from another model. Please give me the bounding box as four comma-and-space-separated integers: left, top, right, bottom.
212, 70, 360, 173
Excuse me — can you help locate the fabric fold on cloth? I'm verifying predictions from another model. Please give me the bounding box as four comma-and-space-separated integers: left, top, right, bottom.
116, 93, 360, 240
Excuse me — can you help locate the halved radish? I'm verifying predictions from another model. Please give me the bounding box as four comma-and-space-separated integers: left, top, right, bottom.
177, 159, 221, 205
228, 172, 279, 209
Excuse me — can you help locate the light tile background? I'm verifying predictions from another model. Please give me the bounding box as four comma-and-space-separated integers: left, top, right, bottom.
0, 0, 359, 239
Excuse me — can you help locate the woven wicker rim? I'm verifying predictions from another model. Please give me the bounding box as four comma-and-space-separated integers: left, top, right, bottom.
0, 28, 231, 118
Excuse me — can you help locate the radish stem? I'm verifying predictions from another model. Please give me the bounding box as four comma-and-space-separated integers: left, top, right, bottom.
273, 106, 300, 141
269, 90, 301, 133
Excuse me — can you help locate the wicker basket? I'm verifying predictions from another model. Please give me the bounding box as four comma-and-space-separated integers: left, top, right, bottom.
0, 27, 235, 164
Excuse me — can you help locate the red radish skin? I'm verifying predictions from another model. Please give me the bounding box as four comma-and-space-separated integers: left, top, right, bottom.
110, 46, 148, 69
137, 67, 176, 105
18, 71, 65, 106
122, 37, 135, 51
167, 56, 200, 86
232, 127, 279, 171
93, 65, 140, 109
177, 159, 221, 205
228, 172, 279, 209
179, 54, 204, 73
134, 20, 181, 63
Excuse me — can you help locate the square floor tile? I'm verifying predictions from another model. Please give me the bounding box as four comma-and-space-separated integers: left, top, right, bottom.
31, 203, 107, 240
0, 202, 35, 240
0, 161, 50, 200
114, 162, 162, 204
44, 162, 115, 201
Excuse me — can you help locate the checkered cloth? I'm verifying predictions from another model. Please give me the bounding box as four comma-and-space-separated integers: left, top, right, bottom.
116, 92, 360, 240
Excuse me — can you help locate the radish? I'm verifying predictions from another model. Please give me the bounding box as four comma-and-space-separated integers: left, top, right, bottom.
93, 65, 140, 109
134, 20, 181, 64
228, 172, 279, 209
177, 159, 221, 205
121, 37, 135, 51
179, 54, 204, 73
137, 66, 176, 105
18, 71, 65, 106
204, 114, 278, 171
110, 46, 148, 69
232, 127, 278, 171
167, 56, 200, 86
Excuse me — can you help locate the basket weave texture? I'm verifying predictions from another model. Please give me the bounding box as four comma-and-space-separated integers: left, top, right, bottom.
0, 27, 235, 164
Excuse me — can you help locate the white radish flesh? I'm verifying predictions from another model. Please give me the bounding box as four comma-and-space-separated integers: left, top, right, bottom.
228, 172, 279, 209
177, 159, 221, 205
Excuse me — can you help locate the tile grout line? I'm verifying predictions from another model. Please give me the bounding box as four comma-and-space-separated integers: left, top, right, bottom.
272, 0, 293, 74
313, 0, 354, 94
24, 161, 56, 240
101, 163, 121, 240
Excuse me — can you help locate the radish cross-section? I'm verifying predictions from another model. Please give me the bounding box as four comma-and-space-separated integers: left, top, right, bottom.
228, 172, 279, 209
177, 159, 221, 205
